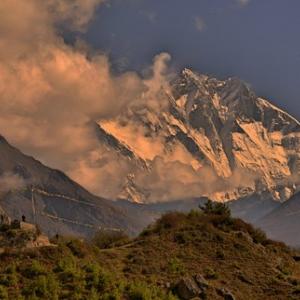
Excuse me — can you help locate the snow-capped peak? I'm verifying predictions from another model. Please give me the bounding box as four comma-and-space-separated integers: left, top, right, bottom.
96, 68, 300, 203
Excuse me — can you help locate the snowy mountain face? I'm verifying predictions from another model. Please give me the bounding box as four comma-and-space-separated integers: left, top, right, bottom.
96, 69, 300, 203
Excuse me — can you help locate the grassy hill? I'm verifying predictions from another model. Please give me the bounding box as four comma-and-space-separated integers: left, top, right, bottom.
0, 203, 300, 300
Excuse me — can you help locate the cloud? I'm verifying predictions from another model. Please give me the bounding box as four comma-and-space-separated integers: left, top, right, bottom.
0, 0, 257, 203
0, 173, 25, 194
0, 0, 175, 198
194, 16, 206, 32
236, 0, 250, 6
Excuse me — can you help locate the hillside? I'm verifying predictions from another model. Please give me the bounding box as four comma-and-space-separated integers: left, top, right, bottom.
0, 136, 153, 238
1, 205, 300, 299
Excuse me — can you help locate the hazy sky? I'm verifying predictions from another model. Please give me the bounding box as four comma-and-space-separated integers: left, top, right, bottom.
83, 0, 300, 119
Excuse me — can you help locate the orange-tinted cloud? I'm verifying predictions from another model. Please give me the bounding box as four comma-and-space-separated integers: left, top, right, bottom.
0, 0, 257, 202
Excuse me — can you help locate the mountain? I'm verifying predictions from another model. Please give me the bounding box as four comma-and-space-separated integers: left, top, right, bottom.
257, 191, 300, 247
0, 136, 154, 237
229, 193, 281, 223
95, 68, 300, 203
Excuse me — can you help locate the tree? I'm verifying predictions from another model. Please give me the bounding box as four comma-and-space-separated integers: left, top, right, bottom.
200, 200, 231, 217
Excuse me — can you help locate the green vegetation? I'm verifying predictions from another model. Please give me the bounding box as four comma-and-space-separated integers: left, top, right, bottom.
0, 201, 300, 299
91, 229, 129, 249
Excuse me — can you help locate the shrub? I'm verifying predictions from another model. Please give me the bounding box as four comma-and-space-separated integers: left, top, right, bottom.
168, 258, 185, 274
66, 239, 88, 258
23, 261, 46, 278
250, 228, 267, 244
23, 275, 59, 299
277, 262, 292, 276
6, 229, 17, 239
54, 256, 76, 273
98, 269, 112, 292
155, 212, 186, 231
126, 282, 151, 300
201, 200, 231, 217
204, 267, 218, 279
91, 230, 129, 249
0, 224, 10, 233
85, 263, 111, 292
0, 285, 8, 300
85, 263, 100, 289
126, 282, 178, 300
88, 288, 100, 300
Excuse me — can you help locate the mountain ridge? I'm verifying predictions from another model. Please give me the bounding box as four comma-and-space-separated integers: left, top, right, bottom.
0, 135, 153, 237
94, 69, 300, 203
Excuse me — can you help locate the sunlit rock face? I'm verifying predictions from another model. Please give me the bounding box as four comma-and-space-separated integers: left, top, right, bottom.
96, 69, 300, 203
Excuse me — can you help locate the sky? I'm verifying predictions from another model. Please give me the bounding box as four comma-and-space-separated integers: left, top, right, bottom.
83, 0, 300, 119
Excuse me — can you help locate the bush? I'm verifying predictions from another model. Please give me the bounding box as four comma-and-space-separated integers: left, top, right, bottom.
168, 258, 185, 274
127, 282, 152, 300
54, 256, 76, 273
155, 212, 186, 231
66, 239, 88, 258
204, 267, 218, 279
0, 225, 10, 233
0, 285, 8, 300
91, 230, 129, 249
84, 263, 111, 292
23, 261, 46, 278
201, 200, 231, 218
250, 228, 267, 244
126, 282, 178, 300
23, 274, 59, 299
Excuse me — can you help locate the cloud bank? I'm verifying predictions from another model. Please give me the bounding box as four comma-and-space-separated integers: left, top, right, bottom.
0, 0, 257, 202
0, 0, 176, 199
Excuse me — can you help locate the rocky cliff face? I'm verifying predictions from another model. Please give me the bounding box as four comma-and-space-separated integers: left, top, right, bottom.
96, 69, 300, 203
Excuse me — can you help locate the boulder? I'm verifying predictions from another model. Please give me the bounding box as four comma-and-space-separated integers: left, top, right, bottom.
194, 274, 209, 290
176, 277, 201, 300
217, 288, 236, 300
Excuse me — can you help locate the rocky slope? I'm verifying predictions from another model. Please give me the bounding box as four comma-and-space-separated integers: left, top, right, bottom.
95, 69, 300, 203
0, 136, 153, 238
